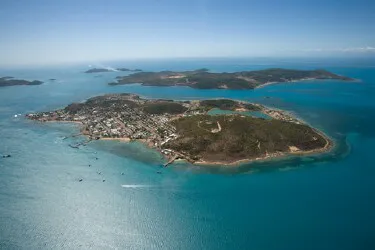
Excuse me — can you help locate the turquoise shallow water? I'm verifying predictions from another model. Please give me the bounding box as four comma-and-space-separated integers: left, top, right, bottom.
1, 58, 375, 249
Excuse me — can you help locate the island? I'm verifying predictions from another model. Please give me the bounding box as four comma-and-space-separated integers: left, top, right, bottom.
84, 68, 142, 73
26, 93, 332, 166
108, 68, 353, 89
0, 77, 43, 87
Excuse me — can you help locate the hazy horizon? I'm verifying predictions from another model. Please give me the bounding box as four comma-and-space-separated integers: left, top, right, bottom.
1, 0, 374, 66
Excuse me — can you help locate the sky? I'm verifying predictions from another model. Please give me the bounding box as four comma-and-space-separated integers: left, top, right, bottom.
0, 0, 374, 66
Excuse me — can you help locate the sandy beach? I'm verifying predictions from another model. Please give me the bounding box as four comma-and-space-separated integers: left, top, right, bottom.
255, 77, 359, 89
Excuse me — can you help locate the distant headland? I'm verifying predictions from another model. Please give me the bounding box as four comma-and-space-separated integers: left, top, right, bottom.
26, 93, 332, 166
108, 68, 353, 89
84, 68, 142, 73
0, 77, 43, 87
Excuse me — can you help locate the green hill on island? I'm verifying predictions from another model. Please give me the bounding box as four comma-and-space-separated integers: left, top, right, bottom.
109, 68, 353, 89
165, 114, 327, 163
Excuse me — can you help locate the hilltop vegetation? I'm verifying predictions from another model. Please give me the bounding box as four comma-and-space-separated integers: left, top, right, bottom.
200, 99, 261, 111
109, 68, 353, 89
143, 102, 188, 114
165, 115, 327, 163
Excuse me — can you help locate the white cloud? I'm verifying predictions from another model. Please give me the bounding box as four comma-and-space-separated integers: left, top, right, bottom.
340, 46, 375, 52
287, 46, 375, 54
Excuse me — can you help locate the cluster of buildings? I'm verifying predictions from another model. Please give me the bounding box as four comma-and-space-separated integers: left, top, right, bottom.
262, 108, 301, 124
26, 95, 183, 153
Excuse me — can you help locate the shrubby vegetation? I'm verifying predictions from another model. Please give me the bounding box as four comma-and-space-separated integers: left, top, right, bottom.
142, 102, 188, 114
64, 103, 84, 114
165, 115, 327, 162
200, 99, 238, 110
200, 99, 261, 111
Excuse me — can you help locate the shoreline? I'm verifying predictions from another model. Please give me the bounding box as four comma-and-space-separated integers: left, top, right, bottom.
99, 137, 131, 142
255, 77, 358, 89
43, 118, 335, 166
192, 112, 334, 167
29, 99, 334, 168
66, 118, 334, 167
43, 120, 83, 125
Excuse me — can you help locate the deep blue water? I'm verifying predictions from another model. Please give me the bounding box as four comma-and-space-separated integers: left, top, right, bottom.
1, 58, 375, 249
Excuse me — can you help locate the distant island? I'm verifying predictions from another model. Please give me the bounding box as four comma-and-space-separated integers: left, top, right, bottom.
108, 68, 353, 89
0, 77, 43, 87
27, 93, 331, 166
84, 68, 142, 73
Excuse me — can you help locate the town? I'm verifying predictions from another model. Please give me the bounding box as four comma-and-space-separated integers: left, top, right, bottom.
26, 94, 184, 148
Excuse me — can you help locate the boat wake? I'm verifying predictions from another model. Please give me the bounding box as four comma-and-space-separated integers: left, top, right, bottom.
121, 184, 154, 189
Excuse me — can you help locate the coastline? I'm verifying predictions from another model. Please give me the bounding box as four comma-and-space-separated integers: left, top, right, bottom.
43, 120, 83, 125
255, 77, 358, 89
192, 105, 334, 167
255, 81, 279, 89
81, 113, 334, 167
28, 99, 334, 168
194, 133, 333, 167
99, 137, 131, 142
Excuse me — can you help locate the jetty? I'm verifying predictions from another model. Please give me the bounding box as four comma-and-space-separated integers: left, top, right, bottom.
163, 155, 178, 167
163, 152, 196, 167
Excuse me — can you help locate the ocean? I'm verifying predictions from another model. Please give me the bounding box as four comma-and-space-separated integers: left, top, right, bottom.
1, 57, 375, 249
